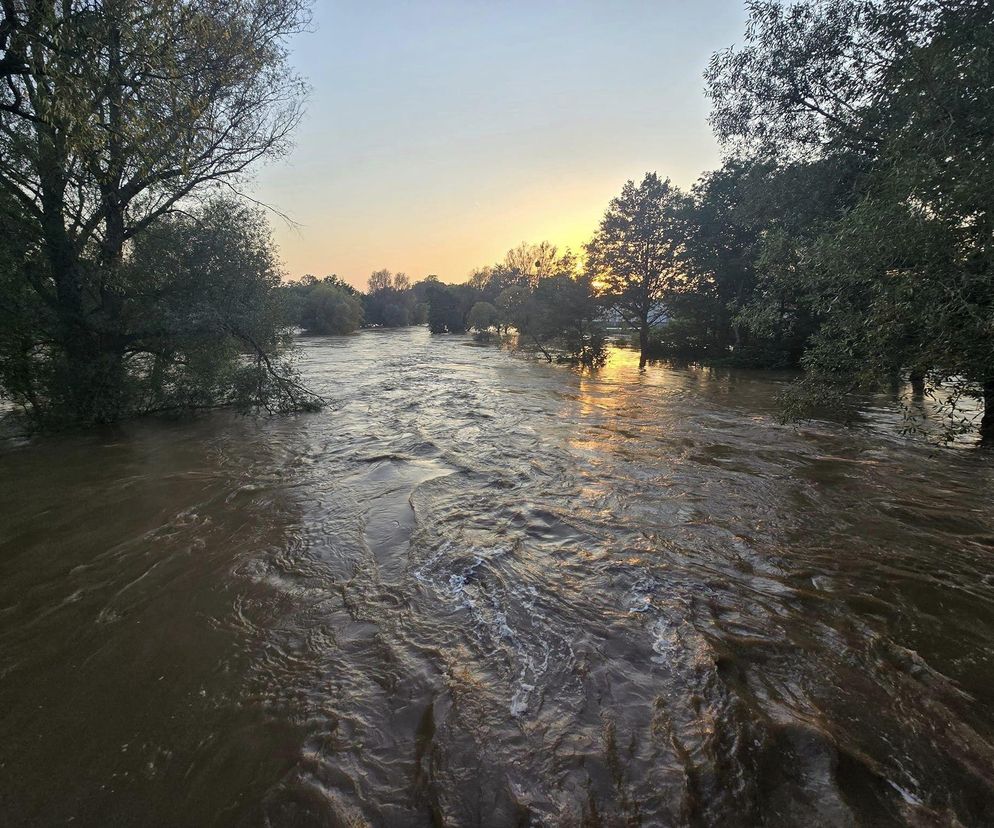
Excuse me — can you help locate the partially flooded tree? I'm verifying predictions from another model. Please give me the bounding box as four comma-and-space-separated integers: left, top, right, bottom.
0, 0, 312, 423
300, 284, 363, 335
533, 274, 606, 367
495, 284, 529, 336
586, 173, 687, 367
466, 301, 498, 336
117, 199, 316, 414
363, 269, 417, 327
707, 0, 994, 442
425, 282, 477, 334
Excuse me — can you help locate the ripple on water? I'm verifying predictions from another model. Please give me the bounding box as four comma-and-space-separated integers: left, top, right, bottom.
2, 329, 994, 825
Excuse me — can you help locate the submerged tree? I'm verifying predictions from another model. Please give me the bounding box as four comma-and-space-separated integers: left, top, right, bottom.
586, 173, 687, 367
466, 301, 498, 336
425, 281, 477, 333
2, 198, 317, 418
673, 155, 862, 368
300, 283, 363, 335
362, 269, 418, 327
0, 0, 312, 424
531, 274, 606, 366
495, 284, 530, 336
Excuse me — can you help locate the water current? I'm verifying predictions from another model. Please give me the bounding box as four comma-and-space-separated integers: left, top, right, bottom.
2, 328, 993, 825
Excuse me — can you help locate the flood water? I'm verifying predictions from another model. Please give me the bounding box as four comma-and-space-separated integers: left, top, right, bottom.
2, 327, 994, 826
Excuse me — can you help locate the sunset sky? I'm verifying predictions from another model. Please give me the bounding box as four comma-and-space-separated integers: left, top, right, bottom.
253, 1, 749, 290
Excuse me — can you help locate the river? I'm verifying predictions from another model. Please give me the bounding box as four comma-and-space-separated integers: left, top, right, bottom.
2, 327, 993, 826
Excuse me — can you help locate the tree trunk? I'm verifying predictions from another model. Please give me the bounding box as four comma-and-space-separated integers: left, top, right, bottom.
59, 328, 127, 423
638, 324, 648, 369
910, 371, 925, 397
40, 212, 127, 422
981, 380, 994, 447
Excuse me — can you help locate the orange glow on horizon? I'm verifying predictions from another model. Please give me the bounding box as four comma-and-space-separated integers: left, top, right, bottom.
270, 184, 608, 290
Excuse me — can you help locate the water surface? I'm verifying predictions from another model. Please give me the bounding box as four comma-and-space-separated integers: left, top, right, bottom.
2, 328, 993, 825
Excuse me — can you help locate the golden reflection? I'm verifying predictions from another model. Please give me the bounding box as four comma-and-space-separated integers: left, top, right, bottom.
574, 345, 683, 414
562, 345, 712, 471
562, 347, 684, 481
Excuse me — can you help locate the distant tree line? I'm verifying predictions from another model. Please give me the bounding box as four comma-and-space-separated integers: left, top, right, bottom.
281, 246, 606, 366
463, 0, 990, 443
286, 0, 994, 445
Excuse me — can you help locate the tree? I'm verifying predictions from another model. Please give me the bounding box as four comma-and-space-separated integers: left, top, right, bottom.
496, 285, 529, 336
532, 275, 606, 366
673, 155, 861, 368
705, 0, 893, 159
675, 162, 762, 357
362, 269, 418, 327
0, 0, 311, 423
367, 269, 393, 293
707, 0, 994, 442
503, 276, 603, 365
300, 283, 363, 335
282, 274, 357, 328
425, 282, 478, 334
466, 301, 498, 334
503, 241, 563, 287
586, 173, 687, 367
0, 189, 49, 414
0, 198, 317, 419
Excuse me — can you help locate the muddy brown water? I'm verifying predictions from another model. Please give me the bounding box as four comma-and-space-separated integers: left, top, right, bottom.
2, 328, 993, 826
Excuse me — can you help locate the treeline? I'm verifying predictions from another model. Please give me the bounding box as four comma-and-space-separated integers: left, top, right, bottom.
3, 0, 991, 441
283, 243, 606, 366
287, 0, 994, 444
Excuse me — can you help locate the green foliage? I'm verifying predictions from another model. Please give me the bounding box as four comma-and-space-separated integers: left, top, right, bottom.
425, 282, 477, 333
363, 288, 413, 327
446, 243, 605, 364
496, 285, 530, 334
282, 275, 357, 329
466, 301, 498, 333
0, 198, 318, 424
700, 0, 994, 440
506, 275, 605, 366
676, 156, 858, 365
300, 284, 364, 335
0, 194, 53, 416
536, 275, 606, 366
586, 173, 688, 364
0, 0, 313, 426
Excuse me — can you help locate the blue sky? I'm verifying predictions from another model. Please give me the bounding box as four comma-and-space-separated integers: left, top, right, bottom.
254, 1, 749, 288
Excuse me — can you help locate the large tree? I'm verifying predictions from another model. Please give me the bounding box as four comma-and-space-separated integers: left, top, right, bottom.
585, 173, 686, 367
707, 0, 994, 442
0, 0, 310, 422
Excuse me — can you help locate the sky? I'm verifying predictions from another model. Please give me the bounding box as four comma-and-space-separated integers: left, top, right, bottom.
253, 1, 749, 290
